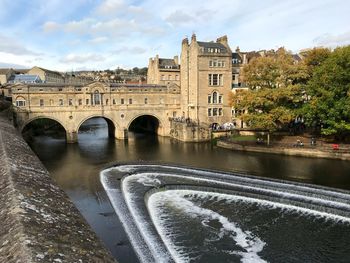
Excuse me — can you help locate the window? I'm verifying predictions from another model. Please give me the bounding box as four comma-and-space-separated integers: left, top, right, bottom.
208, 108, 212, 116
208, 95, 211, 104
129, 98, 132, 104
16, 99, 25, 107
210, 60, 225, 68
113, 99, 116, 105
212, 92, 218, 104
59, 99, 63, 106
78, 99, 82, 105
144, 98, 148, 104
93, 90, 101, 105
58, 88, 63, 91
213, 108, 218, 116
232, 74, 236, 81
68, 99, 73, 106
121, 98, 124, 104
219, 108, 223, 116
106, 99, 109, 105
86, 99, 89, 105
218, 95, 223, 104
39, 99, 44, 107
209, 74, 223, 86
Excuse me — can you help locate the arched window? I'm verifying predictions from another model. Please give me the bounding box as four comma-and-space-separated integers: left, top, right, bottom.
15, 97, 26, 107
93, 90, 101, 105
212, 92, 218, 104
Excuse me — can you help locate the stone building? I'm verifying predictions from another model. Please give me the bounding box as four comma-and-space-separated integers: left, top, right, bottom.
147, 55, 180, 86
27, 66, 65, 83
180, 34, 233, 126
0, 68, 14, 84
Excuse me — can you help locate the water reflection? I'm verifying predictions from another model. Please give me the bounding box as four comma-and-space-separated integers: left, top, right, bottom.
27, 118, 350, 263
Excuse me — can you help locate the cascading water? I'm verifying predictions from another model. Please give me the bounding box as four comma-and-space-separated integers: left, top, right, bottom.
100, 164, 350, 263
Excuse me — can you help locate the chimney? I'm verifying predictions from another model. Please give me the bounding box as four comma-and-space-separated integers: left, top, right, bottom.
173, 55, 179, 65
182, 37, 189, 46
217, 35, 228, 45
191, 33, 197, 43
236, 46, 240, 53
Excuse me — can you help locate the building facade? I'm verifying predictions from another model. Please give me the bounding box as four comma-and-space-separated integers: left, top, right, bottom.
27, 66, 65, 83
0, 69, 14, 85
12, 82, 181, 142
147, 55, 180, 86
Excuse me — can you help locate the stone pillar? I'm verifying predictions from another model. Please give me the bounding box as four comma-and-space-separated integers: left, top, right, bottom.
115, 127, 127, 140
66, 131, 78, 143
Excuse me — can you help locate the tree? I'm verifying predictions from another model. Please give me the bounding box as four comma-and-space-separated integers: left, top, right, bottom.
232, 48, 308, 131
300, 47, 331, 80
302, 46, 350, 140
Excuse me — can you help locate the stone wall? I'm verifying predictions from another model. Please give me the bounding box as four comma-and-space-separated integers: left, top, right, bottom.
170, 121, 210, 142
0, 110, 116, 262
217, 140, 350, 161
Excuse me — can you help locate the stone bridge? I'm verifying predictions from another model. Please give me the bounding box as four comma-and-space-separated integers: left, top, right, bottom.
11, 82, 182, 143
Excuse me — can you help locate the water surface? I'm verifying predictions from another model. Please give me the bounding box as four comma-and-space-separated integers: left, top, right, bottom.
27, 118, 350, 262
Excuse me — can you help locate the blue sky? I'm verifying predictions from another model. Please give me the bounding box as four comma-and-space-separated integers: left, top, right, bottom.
0, 0, 349, 71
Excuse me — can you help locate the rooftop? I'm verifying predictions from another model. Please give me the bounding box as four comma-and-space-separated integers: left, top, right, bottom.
158, 58, 180, 69
9, 74, 42, 83
197, 41, 228, 53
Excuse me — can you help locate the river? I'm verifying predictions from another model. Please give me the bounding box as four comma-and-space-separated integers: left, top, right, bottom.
27, 118, 350, 262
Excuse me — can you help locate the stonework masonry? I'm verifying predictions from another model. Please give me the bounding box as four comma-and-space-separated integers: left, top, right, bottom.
11, 34, 255, 142
12, 82, 181, 142
0, 110, 116, 262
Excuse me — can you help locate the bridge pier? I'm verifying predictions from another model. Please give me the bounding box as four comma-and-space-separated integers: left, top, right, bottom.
66, 131, 78, 143
115, 128, 128, 140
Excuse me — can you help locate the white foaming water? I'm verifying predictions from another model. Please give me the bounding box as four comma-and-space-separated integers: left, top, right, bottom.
136, 175, 161, 187
122, 170, 350, 223
122, 173, 172, 262
148, 190, 267, 263
102, 165, 350, 263
100, 169, 155, 263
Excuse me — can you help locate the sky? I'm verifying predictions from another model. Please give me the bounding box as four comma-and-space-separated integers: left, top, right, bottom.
0, 0, 349, 71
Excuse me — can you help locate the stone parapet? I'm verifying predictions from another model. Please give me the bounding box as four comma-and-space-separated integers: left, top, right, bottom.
0, 111, 116, 262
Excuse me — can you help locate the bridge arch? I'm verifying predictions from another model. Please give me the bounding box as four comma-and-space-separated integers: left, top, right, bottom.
21, 116, 67, 134
76, 115, 119, 141
21, 116, 67, 142
127, 113, 163, 135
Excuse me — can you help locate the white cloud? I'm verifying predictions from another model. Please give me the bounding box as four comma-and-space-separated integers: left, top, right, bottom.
64, 19, 95, 34
313, 31, 350, 47
88, 36, 109, 44
165, 10, 196, 27
60, 53, 106, 63
113, 46, 147, 54
43, 21, 61, 33
0, 34, 42, 56
95, 0, 125, 15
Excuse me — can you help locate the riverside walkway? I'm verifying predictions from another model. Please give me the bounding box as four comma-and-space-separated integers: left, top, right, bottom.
217, 135, 350, 161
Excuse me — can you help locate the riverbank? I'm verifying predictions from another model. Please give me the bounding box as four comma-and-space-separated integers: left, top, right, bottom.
0, 110, 116, 262
217, 140, 350, 161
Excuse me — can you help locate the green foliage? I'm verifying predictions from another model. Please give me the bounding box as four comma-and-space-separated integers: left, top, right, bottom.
303, 46, 350, 139
232, 48, 307, 131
